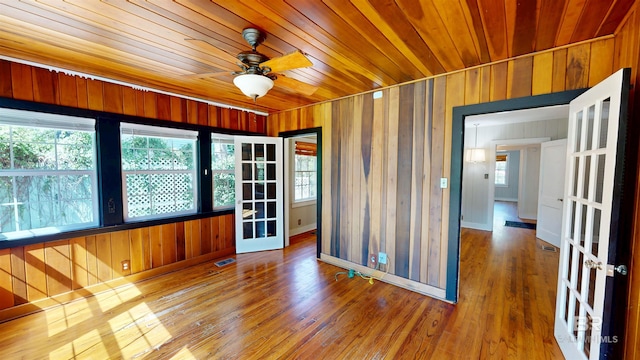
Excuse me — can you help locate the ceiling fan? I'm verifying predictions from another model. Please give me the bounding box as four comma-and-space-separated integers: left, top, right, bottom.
187, 27, 317, 100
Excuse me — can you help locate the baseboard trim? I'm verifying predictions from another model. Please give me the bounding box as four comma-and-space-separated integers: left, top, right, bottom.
319, 254, 448, 301
494, 197, 517, 202
0, 247, 235, 323
461, 221, 492, 231
289, 224, 317, 237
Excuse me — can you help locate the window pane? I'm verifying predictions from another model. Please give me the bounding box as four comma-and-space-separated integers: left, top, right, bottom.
212, 136, 235, 209
121, 125, 197, 221
213, 173, 235, 208
0, 113, 98, 239
294, 153, 317, 202
495, 156, 508, 185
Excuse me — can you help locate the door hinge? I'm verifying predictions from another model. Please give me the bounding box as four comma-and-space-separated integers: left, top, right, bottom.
606, 264, 628, 277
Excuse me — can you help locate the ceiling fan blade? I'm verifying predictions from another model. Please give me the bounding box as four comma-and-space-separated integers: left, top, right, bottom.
183, 71, 231, 79
184, 38, 239, 65
275, 75, 318, 96
261, 50, 313, 73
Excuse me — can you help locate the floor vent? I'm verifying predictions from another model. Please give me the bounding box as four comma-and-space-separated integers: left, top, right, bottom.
214, 258, 236, 267
540, 244, 557, 252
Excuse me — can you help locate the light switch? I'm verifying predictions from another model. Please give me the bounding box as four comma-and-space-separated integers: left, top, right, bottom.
440, 178, 448, 188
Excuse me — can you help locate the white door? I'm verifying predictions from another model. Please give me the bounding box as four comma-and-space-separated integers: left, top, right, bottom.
234, 136, 284, 253
536, 139, 567, 247
554, 69, 630, 359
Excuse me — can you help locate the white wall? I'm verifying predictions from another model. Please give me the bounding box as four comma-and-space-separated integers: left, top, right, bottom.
518, 145, 541, 219
461, 117, 568, 230
495, 150, 520, 201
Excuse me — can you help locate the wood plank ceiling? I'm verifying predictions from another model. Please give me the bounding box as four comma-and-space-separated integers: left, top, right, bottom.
0, 0, 634, 114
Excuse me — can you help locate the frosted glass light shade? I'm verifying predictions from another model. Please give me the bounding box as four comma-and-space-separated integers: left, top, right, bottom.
466, 148, 486, 162
233, 74, 274, 99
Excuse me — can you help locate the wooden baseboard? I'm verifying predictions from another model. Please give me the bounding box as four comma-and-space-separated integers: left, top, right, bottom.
319, 254, 448, 301
0, 248, 235, 323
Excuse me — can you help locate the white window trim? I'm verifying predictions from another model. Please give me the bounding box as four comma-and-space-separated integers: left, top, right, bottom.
291, 136, 317, 204
292, 199, 316, 208
0, 110, 99, 238
212, 134, 235, 210
495, 153, 509, 187
293, 155, 317, 203
121, 123, 198, 221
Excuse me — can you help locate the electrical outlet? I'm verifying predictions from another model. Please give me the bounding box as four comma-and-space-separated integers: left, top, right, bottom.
370, 254, 377, 264
378, 252, 387, 264
121, 260, 130, 271
298, 219, 302, 225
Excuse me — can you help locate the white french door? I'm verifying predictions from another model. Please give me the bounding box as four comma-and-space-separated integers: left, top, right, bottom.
234, 136, 284, 253
554, 69, 630, 359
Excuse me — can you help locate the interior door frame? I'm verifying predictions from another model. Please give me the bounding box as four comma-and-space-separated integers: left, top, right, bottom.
449, 89, 586, 303
279, 127, 323, 258
450, 84, 636, 357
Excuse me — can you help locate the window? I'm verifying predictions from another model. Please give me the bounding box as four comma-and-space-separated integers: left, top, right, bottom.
0, 109, 98, 239
495, 153, 508, 186
294, 141, 317, 202
212, 135, 235, 209
120, 123, 198, 221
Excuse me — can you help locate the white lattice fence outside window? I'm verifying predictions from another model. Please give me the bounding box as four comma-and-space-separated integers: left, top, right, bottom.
121, 123, 198, 221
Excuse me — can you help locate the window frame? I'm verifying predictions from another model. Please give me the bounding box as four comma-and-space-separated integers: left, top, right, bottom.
292, 140, 317, 205
0, 107, 100, 242
0, 109, 99, 240
495, 153, 509, 187
0, 98, 255, 248
293, 153, 317, 205
120, 122, 199, 222
211, 134, 236, 210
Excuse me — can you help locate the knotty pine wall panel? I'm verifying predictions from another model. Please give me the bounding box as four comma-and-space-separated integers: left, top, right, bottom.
268, 37, 620, 294
0, 59, 263, 315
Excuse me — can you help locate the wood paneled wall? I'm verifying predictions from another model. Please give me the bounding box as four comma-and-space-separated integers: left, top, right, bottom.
268, 37, 618, 296
0, 59, 267, 317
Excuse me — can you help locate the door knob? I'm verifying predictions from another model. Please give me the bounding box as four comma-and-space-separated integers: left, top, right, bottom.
606, 264, 628, 276
585, 259, 603, 270
557, 198, 563, 202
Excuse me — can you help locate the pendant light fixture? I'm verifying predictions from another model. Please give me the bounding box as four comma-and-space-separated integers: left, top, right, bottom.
233, 74, 274, 101
466, 123, 486, 162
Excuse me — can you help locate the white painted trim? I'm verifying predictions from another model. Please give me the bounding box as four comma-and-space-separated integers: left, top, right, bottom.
320, 254, 448, 300
284, 139, 291, 247
461, 221, 492, 231
518, 212, 538, 220
289, 224, 317, 237
291, 199, 316, 208
494, 197, 517, 202
0, 55, 269, 116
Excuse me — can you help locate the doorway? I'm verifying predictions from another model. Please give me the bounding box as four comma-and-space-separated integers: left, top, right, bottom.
280, 127, 323, 258
447, 89, 587, 301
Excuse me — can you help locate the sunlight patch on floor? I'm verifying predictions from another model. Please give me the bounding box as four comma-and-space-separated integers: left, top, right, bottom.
46, 297, 89, 337
97, 284, 142, 313
49, 328, 105, 359
170, 346, 196, 359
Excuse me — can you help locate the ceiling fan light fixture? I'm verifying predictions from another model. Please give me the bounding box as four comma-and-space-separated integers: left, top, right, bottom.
233, 74, 274, 100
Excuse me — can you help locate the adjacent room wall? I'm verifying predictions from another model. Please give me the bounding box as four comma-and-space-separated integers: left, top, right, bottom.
462, 118, 567, 230
518, 145, 542, 220
0, 60, 267, 318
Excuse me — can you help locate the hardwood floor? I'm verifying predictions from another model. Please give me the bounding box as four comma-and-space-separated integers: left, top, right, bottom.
0, 226, 562, 359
